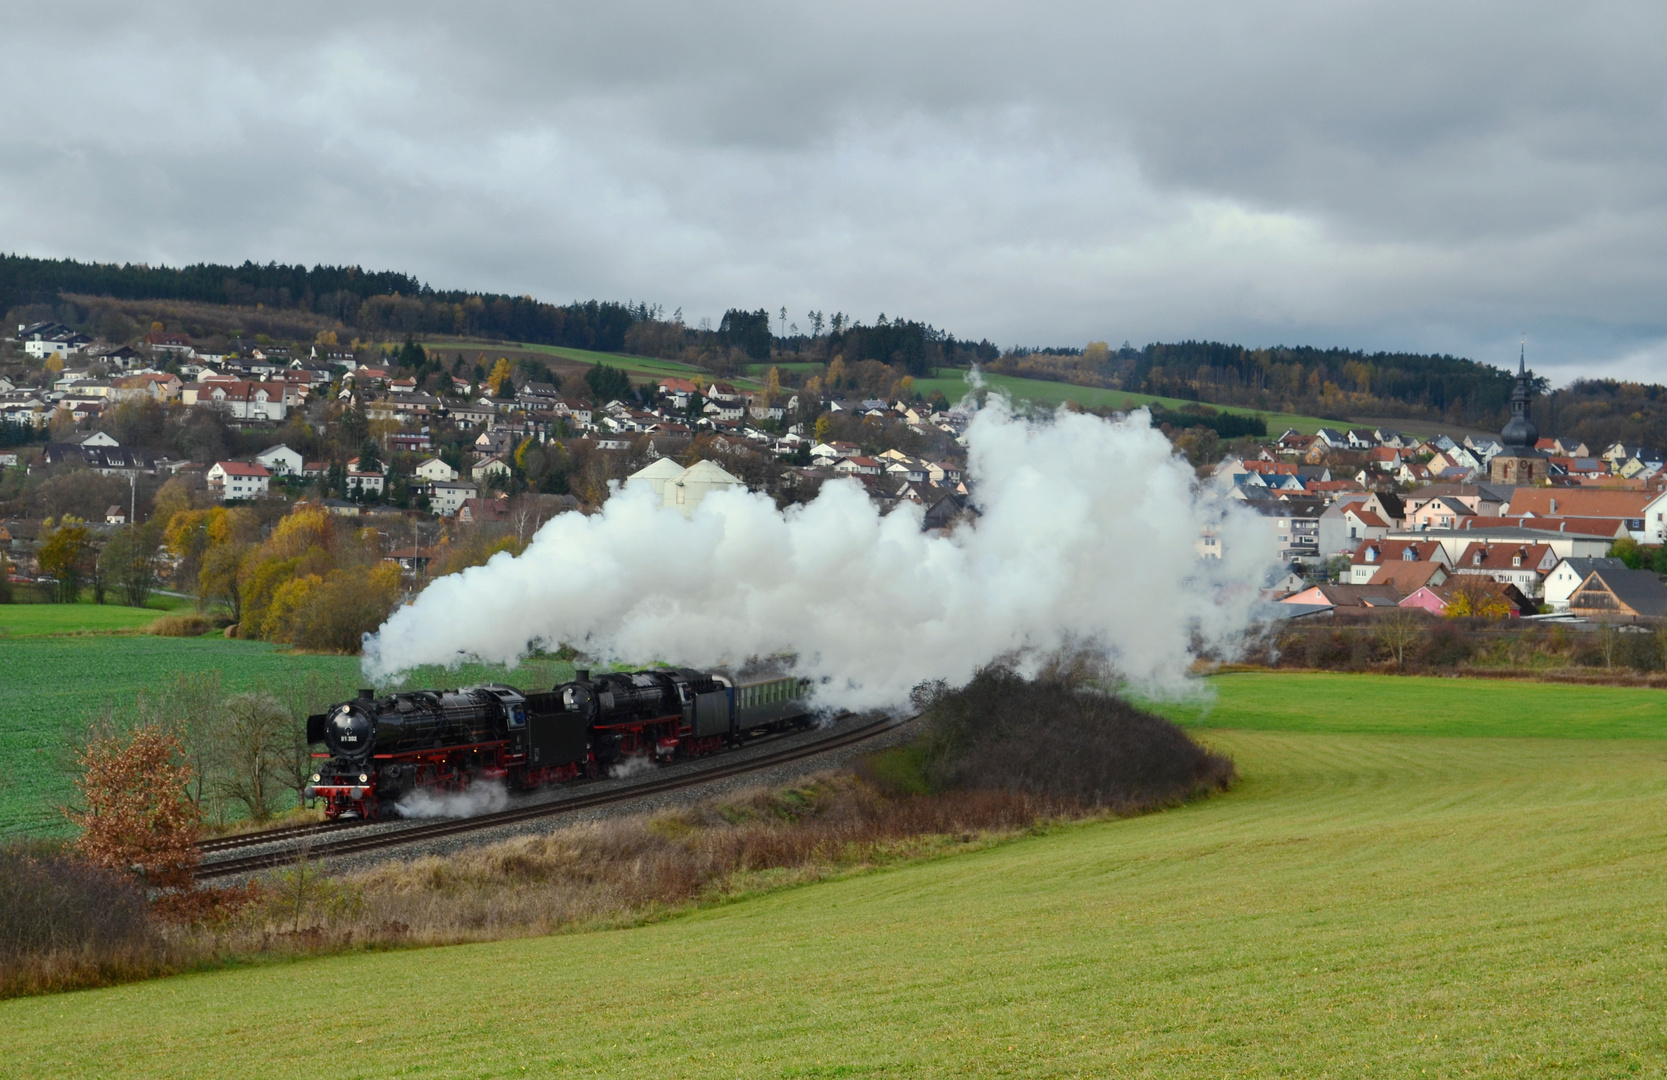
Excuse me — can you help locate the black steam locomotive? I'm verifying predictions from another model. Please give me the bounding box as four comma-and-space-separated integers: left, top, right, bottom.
303, 668, 810, 819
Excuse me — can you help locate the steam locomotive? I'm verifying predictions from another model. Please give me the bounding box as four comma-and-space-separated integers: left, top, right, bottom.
303, 668, 810, 819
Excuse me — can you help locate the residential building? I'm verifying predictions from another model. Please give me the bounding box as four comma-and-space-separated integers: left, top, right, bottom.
1348, 540, 1451, 585
255, 444, 304, 476
415, 457, 458, 483
207, 461, 271, 500
428, 480, 477, 516
345, 458, 387, 496
1567, 568, 1667, 622
181, 380, 288, 421
1449, 542, 1559, 597
1543, 557, 1627, 612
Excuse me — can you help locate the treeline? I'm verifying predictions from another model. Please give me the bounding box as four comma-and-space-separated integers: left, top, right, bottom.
985, 340, 1527, 427
1540, 380, 1667, 456
0, 255, 637, 351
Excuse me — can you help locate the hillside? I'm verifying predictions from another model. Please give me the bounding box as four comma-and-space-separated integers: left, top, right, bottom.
5, 674, 1665, 1076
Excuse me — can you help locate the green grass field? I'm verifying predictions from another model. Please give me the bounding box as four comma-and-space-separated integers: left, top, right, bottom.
421, 337, 768, 390
6, 671, 1667, 1076
0, 603, 169, 638
1150, 670, 1667, 739
914, 370, 1396, 438
0, 629, 578, 838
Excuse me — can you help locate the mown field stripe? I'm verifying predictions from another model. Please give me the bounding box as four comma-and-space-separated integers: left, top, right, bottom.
5, 730, 1664, 1078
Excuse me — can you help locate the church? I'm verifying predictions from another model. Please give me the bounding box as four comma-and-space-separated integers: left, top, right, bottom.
1489, 349, 1546, 485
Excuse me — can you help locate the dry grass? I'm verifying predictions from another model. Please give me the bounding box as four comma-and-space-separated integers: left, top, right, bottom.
144, 614, 216, 637
252, 773, 1067, 951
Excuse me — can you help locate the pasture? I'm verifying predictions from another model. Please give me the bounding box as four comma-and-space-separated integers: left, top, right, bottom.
5, 673, 1666, 1076
913, 370, 1365, 437
0, 627, 577, 838
0, 603, 173, 638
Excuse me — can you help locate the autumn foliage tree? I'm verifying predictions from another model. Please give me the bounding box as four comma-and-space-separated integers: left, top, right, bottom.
67, 725, 200, 889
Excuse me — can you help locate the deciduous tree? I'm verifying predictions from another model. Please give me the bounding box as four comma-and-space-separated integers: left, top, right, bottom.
68, 724, 199, 889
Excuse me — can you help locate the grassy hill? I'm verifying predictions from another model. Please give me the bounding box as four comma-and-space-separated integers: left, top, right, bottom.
913, 370, 1392, 437
6, 672, 1665, 1076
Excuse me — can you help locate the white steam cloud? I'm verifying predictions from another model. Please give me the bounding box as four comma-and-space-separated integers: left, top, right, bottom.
394, 781, 511, 819
363, 399, 1277, 708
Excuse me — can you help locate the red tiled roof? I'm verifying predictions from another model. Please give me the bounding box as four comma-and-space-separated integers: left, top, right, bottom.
214, 461, 270, 477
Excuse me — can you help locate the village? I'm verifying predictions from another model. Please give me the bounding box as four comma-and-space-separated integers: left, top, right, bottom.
2, 321, 1664, 625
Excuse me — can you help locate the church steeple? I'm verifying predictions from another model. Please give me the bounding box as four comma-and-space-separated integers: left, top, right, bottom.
1500, 345, 1539, 451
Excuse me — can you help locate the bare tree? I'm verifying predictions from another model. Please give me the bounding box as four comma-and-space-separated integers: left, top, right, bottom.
213, 692, 292, 821
1372, 608, 1426, 670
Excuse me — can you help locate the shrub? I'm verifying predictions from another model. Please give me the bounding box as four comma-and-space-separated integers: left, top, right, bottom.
909, 665, 1236, 810
0, 848, 162, 998
146, 614, 213, 637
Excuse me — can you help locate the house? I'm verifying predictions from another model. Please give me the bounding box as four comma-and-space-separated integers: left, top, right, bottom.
459, 496, 512, 524
255, 444, 304, 476
105, 505, 127, 525
122, 372, 184, 401
1274, 500, 1327, 558
345, 458, 387, 496
428, 480, 477, 516
1349, 539, 1451, 584
1366, 560, 1448, 594
834, 456, 883, 476
449, 403, 498, 429
1506, 488, 1661, 543
206, 461, 271, 501
1407, 496, 1476, 531
923, 493, 974, 531
143, 331, 194, 355
181, 380, 287, 421
1280, 583, 1405, 608
1449, 542, 1559, 596
87, 344, 147, 371
388, 432, 433, 454
1399, 580, 1532, 618
80, 431, 120, 448
415, 457, 458, 483
1543, 556, 1627, 612
1566, 568, 1667, 621
471, 455, 511, 481
658, 377, 701, 409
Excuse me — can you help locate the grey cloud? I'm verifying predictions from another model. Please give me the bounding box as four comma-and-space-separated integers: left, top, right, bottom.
3, 1, 1666, 381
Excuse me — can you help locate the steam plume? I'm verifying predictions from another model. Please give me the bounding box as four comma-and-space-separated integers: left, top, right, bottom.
363, 399, 1276, 707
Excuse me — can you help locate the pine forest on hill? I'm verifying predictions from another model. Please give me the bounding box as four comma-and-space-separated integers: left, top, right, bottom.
6, 252, 1667, 448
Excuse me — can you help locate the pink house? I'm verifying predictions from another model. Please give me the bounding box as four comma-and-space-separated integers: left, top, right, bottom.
1398, 586, 1451, 615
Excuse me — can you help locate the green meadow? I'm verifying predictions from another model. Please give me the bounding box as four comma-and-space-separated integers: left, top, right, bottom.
914, 370, 1370, 437
0, 612, 578, 838
5, 671, 1666, 1077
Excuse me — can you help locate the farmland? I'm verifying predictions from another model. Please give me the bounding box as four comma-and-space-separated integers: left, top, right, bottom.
4, 673, 1666, 1076
0, 625, 577, 838
0, 602, 174, 638
1148, 670, 1667, 739
914, 370, 1374, 437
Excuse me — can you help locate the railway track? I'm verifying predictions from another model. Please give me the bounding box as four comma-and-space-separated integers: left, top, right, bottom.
197, 818, 368, 855
196, 712, 907, 881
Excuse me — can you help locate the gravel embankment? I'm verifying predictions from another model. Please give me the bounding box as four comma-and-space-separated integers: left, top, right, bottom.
207, 713, 917, 879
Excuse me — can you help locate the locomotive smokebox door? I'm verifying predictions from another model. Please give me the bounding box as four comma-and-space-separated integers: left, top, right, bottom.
693, 691, 731, 737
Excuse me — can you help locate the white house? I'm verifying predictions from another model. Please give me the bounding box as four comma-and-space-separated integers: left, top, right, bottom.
80, 431, 120, 448
472, 455, 511, 480
183, 380, 287, 421
255, 443, 304, 476
1543, 556, 1628, 612
345, 458, 387, 496
207, 461, 272, 501
429, 479, 477, 516
415, 457, 458, 483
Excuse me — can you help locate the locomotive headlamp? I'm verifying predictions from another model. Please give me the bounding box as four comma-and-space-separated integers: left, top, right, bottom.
311, 773, 321, 783
359, 772, 369, 783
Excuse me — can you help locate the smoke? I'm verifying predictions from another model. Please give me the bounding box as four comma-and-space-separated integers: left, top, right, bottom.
363, 398, 1278, 708
607, 755, 657, 780
394, 781, 511, 819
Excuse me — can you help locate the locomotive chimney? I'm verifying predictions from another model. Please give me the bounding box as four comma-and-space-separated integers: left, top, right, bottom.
575, 669, 590, 682
358, 688, 374, 699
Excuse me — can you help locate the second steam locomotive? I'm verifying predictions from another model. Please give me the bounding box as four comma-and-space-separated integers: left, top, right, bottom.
304, 668, 809, 819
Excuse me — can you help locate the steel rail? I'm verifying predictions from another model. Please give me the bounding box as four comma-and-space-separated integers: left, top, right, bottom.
196, 713, 907, 880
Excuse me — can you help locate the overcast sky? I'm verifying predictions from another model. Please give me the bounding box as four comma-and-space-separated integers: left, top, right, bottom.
5, 2, 1665, 383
